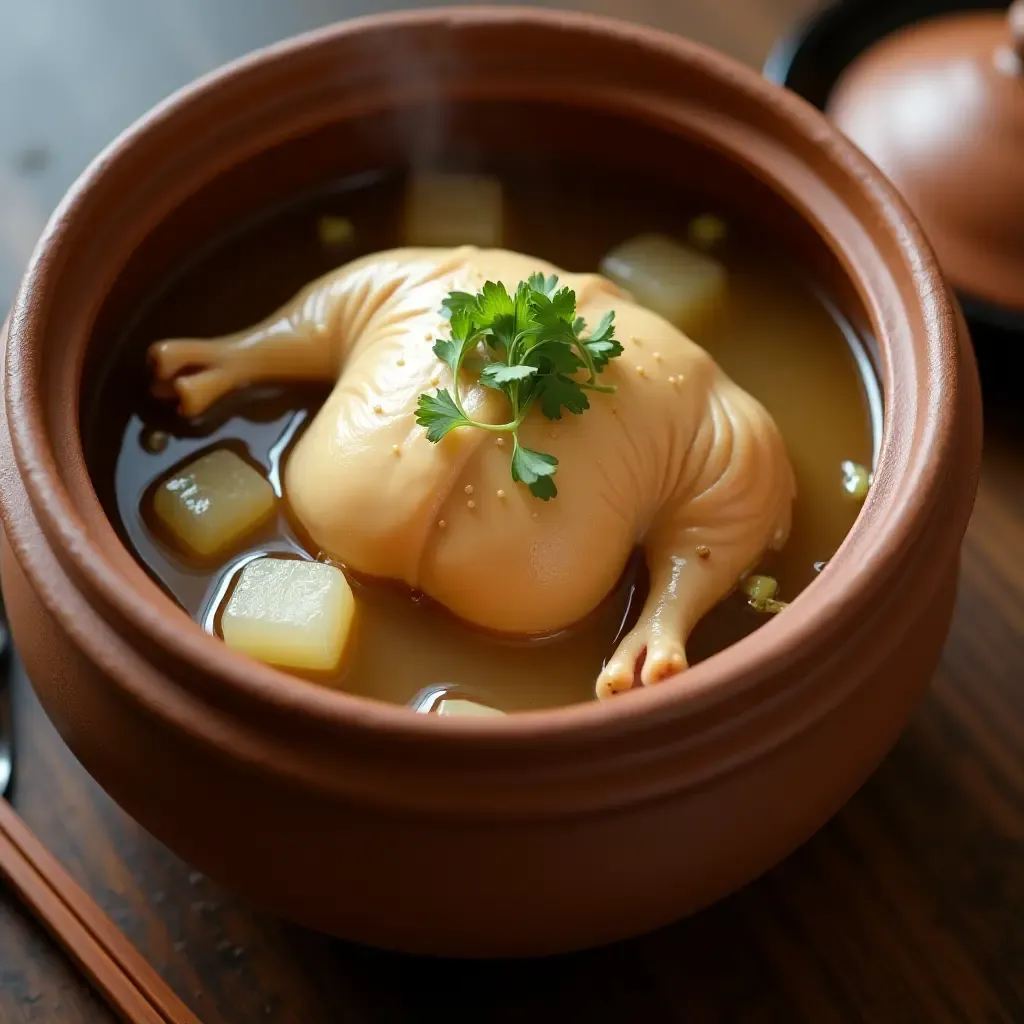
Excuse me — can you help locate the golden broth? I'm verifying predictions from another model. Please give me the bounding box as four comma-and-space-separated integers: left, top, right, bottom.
84, 168, 878, 711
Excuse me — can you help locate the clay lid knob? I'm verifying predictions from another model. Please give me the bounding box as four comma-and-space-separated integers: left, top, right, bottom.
1011, 1, 1024, 53
827, 6, 1024, 315
995, 0, 1024, 73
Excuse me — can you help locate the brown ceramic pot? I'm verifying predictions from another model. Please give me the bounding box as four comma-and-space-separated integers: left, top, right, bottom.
0, 8, 981, 956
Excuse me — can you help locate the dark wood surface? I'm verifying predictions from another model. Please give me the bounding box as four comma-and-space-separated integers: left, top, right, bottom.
1, 1, 1021, 1021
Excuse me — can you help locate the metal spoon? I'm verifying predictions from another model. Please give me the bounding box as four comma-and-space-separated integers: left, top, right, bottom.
0, 606, 11, 799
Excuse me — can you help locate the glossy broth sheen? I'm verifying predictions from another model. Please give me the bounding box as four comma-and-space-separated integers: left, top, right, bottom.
85, 168, 878, 711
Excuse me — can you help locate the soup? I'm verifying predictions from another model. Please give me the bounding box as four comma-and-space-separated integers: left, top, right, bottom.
83, 166, 879, 712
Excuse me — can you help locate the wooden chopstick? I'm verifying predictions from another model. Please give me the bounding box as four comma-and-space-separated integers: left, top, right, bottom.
0, 798, 202, 1024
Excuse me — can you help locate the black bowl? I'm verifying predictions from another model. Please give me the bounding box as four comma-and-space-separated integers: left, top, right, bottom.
765, 0, 1022, 340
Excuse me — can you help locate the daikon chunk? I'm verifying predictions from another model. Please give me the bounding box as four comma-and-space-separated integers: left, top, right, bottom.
152, 448, 275, 558
404, 172, 504, 248
600, 233, 726, 332
436, 698, 505, 718
221, 558, 355, 672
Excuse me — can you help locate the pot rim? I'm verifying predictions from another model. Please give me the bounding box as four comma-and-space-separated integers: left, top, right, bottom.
2, 7, 964, 751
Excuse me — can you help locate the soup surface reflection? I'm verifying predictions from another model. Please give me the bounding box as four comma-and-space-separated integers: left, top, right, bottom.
84, 167, 879, 711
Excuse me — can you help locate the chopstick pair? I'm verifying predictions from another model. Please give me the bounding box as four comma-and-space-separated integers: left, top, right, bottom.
0, 797, 202, 1024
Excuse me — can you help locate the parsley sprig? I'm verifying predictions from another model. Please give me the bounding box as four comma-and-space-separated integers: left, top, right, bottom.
415, 273, 622, 499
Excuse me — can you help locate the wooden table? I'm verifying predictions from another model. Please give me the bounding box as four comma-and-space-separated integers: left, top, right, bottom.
1, 1, 1021, 1020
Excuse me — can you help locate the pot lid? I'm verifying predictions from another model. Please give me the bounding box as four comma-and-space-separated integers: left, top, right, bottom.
827, 2, 1024, 314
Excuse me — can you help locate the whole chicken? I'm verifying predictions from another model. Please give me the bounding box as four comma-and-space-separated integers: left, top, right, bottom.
150, 246, 795, 697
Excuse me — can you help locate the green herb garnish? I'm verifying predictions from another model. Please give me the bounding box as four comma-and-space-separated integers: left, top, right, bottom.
841, 459, 871, 502
741, 574, 788, 615
415, 273, 622, 499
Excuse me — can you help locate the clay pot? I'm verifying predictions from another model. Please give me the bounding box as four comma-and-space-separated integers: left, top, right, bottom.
0, 9, 981, 956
